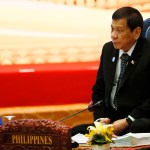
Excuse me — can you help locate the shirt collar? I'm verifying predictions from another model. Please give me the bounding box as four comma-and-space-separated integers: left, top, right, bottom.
119, 42, 137, 59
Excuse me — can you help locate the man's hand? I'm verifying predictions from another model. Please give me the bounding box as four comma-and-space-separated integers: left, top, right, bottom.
112, 118, 129, 135
96, 117, 110, 124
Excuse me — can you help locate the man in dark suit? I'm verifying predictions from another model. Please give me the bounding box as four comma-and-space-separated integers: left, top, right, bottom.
72, 6, 150, 136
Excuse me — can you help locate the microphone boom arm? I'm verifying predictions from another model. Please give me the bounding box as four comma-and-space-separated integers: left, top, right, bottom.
59, 100, 102, 122
59, 107, 88, 122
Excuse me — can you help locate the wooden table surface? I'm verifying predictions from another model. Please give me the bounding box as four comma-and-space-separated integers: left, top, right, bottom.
72, 145, 150, 150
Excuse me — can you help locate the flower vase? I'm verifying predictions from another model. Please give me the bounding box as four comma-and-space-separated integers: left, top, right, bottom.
91, 143, 110, 150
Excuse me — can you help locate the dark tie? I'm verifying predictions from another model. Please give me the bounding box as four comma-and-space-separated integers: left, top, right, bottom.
113, 53, 130, 109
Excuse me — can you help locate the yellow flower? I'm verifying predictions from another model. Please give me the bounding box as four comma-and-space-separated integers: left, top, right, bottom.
85, 121, 114, 146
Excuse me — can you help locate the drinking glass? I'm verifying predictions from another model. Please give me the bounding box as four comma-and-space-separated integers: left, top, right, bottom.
4, 115, 15, 121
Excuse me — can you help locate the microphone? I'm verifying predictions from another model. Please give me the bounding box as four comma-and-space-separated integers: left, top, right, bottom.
88, 100, 102, 112
59, 100, 102, 122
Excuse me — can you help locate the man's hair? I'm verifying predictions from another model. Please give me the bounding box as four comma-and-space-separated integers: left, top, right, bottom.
112, 7, 143, 32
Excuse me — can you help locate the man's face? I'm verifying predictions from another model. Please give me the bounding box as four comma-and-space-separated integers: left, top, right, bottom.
111, 18, 139, 51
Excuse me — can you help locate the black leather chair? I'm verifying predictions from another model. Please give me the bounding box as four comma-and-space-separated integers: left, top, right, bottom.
142, 18, 150, 42
145, 26, 150, 42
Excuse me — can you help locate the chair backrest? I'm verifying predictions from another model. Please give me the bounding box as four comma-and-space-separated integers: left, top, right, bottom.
142, 18, 150, 42
145, 26, 150, 42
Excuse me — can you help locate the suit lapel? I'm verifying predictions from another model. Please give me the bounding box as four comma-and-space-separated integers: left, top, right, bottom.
118, 39, 143, 91
109, 49, 119, 88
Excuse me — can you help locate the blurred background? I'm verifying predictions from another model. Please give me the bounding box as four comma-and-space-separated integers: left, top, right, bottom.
0, 0, 150, 64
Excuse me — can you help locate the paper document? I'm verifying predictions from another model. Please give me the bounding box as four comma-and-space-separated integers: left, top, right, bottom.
111, 133, 150, 147
72, 133, 150, 147
72, 133, 88, 144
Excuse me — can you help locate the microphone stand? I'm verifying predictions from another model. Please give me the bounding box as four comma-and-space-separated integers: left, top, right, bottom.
59, 101, 102, 122
59, 107, 89, 122
59, 101, 102, 148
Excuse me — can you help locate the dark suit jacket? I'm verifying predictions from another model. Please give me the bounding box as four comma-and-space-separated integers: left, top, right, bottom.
92, 37, 150, 121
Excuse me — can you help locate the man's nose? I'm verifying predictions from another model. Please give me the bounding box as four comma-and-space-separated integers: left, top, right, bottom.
111, 30, 118, 38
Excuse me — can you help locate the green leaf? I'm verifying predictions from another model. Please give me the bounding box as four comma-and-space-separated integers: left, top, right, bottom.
92, 134, 106, 144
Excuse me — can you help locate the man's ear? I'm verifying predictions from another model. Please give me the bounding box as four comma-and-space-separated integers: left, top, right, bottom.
134, 27, 141, 40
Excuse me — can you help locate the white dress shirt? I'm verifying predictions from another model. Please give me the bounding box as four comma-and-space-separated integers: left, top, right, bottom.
110, 43, 136, 108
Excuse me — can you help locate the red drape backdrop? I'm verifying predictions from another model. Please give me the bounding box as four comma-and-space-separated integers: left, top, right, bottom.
0, 62, 99, 107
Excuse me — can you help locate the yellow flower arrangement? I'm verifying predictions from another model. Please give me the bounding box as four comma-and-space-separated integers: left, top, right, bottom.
85, 121, 114, 146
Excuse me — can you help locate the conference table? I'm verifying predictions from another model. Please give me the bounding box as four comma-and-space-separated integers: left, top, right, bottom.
72, 145, 150, 150
0, 62, 98, 127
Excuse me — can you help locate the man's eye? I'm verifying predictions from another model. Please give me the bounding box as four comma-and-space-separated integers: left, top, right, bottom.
111, 28, 114, 32
117, 30, 122, 33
